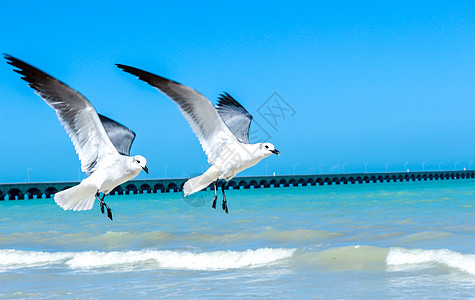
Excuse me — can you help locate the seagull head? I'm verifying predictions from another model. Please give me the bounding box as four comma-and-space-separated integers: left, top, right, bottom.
259, 143, 280, 157
132, 155, 149, 174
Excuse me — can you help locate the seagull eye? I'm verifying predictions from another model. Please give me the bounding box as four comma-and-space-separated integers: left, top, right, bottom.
265, 145, 269, 149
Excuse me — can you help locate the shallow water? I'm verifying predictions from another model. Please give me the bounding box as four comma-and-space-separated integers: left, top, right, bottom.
0, 180, 474, 298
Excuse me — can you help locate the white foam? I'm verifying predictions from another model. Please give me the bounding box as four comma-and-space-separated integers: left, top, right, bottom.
386, 247, 475, 275
0, 249, 72, 270
0, 248, 295, 271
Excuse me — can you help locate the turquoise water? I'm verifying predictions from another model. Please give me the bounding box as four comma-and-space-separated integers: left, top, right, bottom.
0, 180, 474, 298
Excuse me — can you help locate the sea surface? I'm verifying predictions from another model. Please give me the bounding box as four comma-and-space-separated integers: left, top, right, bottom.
0, 179, 474, 299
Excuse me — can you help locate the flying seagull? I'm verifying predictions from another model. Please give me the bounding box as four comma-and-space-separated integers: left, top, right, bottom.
5, 54, 149, 220
117, 64, 280, 213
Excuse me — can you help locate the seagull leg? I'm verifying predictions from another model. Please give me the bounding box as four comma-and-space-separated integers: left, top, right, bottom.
211, 180, 218, 209
95, 192, 113, 221
96, 192, 105, 214
221, 181, 228, 214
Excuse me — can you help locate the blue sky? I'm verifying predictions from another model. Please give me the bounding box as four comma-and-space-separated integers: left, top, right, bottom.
0, 1, 474, 183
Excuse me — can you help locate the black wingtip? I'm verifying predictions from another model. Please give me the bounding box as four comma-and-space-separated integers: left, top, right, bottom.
3, 53, 14, 61
4, 53, 21, 67
116, 64, 139, 74
3, 54, 54, 86
116, 64, 185, 88
3, 53, 29, 69
217, 92, 245, 110
4, 54, 32, 72
116, 63, 127, 70
116, 63, 145, 77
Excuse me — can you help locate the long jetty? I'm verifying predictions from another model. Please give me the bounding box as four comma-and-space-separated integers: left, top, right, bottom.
0, 170, 474, 200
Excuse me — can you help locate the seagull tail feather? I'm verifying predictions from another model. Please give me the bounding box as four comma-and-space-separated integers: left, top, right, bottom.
184, 169, 219, 196
54, 182, 97, 211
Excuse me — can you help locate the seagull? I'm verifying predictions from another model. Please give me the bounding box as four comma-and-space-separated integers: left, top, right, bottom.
117, 64, 280, 213
5, 54, 149, 220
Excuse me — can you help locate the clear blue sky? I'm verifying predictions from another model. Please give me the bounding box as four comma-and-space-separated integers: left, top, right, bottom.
1, 1, 474, 183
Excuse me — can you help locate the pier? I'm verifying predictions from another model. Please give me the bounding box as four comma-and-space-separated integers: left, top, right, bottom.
0, 170, 473, 200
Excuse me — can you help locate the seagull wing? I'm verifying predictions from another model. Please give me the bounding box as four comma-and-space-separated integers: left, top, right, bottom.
216, 92, 253, 144
117, 64, 238, 164
98, 114, 136, 156
5, 54, 119, 175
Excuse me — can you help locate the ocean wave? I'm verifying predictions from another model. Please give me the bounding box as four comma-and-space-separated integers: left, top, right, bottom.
293, 245, 389, 271
0, 248, 295, 271
295, 245, 475, 275
386, 247, 475, 275
3, 246, 473, 275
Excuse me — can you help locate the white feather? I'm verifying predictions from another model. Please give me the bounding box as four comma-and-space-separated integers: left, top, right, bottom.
54, 183, 97, 211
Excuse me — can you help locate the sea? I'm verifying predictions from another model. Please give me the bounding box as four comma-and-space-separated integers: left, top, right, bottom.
0, 179, 474, 299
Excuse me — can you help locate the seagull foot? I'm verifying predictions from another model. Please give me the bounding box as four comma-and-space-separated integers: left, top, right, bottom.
211, 195, 217, 209
96, 195, 113, 221
107, 207, 113, 221
222, 199, 229, 214
102, 201, 113, 221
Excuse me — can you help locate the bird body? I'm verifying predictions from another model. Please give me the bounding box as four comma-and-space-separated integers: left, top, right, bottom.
55, 154, 145, 211
184, 143, 272, 196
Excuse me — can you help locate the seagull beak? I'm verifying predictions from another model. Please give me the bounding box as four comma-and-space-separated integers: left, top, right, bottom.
271, 149, 280, 156
142, 166, 149, 174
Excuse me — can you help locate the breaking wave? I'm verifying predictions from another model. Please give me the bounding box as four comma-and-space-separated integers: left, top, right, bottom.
387, 247, 475, 275
0, 248, 295, 271
2, 246, 473, 275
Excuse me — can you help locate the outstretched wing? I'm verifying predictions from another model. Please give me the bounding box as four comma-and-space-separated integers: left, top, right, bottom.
117, 64, 238, 164
98, 114, 136, 156
216, 92, 253, 144
5, 54, 119, 175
